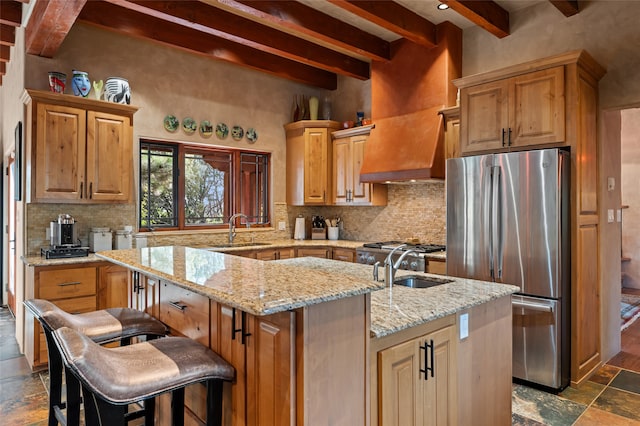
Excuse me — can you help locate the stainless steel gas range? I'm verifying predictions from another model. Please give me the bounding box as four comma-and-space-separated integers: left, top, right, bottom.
356, 241, 446, 272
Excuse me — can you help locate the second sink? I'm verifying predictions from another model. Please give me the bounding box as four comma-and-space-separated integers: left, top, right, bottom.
394, 275, 453, 289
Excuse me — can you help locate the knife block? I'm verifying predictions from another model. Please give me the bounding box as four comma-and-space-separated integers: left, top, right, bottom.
311, 227, 326, 240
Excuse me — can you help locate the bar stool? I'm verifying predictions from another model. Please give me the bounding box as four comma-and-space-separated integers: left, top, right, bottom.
24, 299, 168, 426
52, 326, 235, 426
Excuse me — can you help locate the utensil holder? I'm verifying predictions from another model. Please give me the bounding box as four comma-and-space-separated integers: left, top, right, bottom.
327, 227, 339, 240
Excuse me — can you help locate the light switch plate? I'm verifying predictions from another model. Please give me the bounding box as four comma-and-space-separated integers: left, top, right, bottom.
45, 227, 51, 241
607, 209, 614, 223
617, 209, 623, 222
278, 221, 286, 231
459, 312, 469, 340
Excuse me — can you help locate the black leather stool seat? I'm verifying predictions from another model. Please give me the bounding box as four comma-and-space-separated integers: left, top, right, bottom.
24, 299, 167, 344
53, 327, 235, 425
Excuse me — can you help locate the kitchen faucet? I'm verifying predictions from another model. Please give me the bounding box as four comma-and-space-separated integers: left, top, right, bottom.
228, 213, 250, 243
381, 244, 420, 287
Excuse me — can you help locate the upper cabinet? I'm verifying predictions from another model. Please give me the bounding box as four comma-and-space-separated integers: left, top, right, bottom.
459, 66, 565, 154
332, 126, 387, 206
285, 120, 341, 206
23, 89, 137, 203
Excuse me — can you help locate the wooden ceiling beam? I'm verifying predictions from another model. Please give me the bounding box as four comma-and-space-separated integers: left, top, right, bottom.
78, 1, 337, 89
103, 0, 369, 80
0, 25, 15, 46
440, 0, 509, 38
206, 0, 390, 61
328, 0, 436, 48
0, 1, 22, 26
25, 0, 87, 58
549, 0, 580, 17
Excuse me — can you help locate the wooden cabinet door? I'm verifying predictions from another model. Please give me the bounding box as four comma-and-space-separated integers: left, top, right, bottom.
35, 103, 86, 201
216, 303, 248, 425
509, 66, 565, 147
297, 247, 331, 258
159, 282, 209, 345
255, 249, 278, 261
303, 128, 330, 204
333, 137, 350, 204
86, 111, 132, 202
349, 135, 372, 204
97, 264, 129, 309
379, 325, 456, 426
246, 311, 295, 425
460, 80, 508, 154
333, 248, 355, 263
278, 248, 295, 260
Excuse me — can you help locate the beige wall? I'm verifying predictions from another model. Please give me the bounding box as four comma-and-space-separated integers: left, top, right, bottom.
621, 108, 640, 289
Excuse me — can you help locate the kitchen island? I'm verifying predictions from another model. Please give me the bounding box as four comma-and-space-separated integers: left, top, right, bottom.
97, 246, 516, 425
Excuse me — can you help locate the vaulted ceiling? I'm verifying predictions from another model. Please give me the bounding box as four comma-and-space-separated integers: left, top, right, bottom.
0, 0, 580, 88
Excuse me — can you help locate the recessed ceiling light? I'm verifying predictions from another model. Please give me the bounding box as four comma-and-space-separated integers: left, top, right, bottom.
437, 3, 449, 10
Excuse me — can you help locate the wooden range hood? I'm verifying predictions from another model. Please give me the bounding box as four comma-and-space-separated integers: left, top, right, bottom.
360, 22, 462, 183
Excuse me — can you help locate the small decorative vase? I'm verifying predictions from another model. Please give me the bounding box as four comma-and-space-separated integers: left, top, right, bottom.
92, 80, 103, 100
48, 71, 66, 93
104, 77, 131, 104
309, 96, 319, 120
71, 70, 91, 97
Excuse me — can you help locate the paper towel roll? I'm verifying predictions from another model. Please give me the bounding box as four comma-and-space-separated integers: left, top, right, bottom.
294, 217, 306, 240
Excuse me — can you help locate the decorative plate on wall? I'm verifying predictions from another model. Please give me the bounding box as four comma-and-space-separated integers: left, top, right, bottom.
164, 115, 179, 132
200, 120, 213, 137
231, 125, 244, 141
246, 128, 258, 143
182, 117, 197, 134
216, 123, 229, 139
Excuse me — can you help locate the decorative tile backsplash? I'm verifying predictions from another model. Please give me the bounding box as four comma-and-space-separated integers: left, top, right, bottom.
25, 182, 446, 253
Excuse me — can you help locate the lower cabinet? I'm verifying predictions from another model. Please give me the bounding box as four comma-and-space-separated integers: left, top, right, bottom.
296, 247, 331, 258
427, 258, 446, 275
377, 320, 457, 426
24, 261, 128, 370
332, 247, 355, 262
255, 247, 295, 261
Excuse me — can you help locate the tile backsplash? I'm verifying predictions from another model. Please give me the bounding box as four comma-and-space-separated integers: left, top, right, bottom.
287, 181, 446, 244
25, 182, 446, 253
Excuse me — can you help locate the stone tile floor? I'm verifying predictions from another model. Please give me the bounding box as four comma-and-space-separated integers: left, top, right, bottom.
1, 304, 639, 425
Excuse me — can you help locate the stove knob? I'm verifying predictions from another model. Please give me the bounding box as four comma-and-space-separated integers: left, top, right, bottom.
401, 260, 409, 269
410, 261, 419, 270
367, 256, 376, 265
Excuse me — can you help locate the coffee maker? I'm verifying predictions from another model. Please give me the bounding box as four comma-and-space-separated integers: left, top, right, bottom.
50, 213, 78, 246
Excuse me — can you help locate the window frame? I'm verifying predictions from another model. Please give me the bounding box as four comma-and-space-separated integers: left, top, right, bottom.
139, 139, 271, 232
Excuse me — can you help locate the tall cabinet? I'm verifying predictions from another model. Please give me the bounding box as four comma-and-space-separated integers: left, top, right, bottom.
22, 89, 137, 203
454, 50, 606, 386
285, 120, 341, 205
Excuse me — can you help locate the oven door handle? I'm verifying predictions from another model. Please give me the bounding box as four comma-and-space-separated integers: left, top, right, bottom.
512, 299, 554, 313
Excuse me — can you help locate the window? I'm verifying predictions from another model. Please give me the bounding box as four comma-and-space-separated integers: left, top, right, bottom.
139, 140, 270, 230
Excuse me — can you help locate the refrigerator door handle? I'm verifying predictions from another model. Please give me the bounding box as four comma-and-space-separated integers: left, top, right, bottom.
513, 299, 554, 313
487, 164, 495, 279
491, 165, 503, 280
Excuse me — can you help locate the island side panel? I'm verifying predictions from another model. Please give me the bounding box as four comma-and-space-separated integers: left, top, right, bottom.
457, 295, 512, 425
297, 293, 370, 426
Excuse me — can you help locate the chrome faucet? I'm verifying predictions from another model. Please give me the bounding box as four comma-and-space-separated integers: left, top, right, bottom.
228, 213, 250, 243
383, 244, 420, 287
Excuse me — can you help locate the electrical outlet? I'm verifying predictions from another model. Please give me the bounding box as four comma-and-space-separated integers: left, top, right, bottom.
607, 209, 614, 223
617, 209, 623, 222
278, 221, 286, 231
459, 312, 469, 340
45, 227, 51, 240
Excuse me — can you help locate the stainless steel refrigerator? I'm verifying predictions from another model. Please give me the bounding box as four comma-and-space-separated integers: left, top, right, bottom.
446, 148, 570, 391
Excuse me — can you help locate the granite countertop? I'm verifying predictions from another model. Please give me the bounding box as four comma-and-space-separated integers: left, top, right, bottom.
22, 253, 106, 267
96, 246, 384, 316
275, 257, 518, 339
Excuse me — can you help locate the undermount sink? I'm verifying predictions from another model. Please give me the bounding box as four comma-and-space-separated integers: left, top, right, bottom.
206, 242, 272, 249
393, 275, 453, 289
